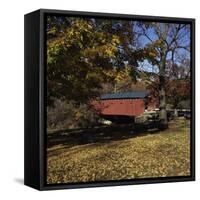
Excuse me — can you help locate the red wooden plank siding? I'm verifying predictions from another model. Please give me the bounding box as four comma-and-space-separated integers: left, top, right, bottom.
93, 99, 145, 117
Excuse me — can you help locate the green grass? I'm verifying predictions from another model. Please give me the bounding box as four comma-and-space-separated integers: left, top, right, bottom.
47, 118, 190, 184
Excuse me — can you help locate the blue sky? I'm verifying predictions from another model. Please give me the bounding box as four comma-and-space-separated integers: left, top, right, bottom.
134, 22, 191, 73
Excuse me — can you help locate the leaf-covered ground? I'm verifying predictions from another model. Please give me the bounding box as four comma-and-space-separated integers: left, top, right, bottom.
47, 118, 190, 184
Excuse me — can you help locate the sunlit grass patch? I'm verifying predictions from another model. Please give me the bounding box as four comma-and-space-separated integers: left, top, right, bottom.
47, 118, 190, 184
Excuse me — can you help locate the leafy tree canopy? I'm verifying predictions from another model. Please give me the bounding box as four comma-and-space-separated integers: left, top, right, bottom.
47, 17, 120, 105
46, 16, 148, 106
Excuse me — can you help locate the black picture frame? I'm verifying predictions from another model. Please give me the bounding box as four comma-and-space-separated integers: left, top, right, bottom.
24, 9, 195, 191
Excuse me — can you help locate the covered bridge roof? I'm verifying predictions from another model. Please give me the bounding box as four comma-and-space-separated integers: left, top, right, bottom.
100, 91, 148, 100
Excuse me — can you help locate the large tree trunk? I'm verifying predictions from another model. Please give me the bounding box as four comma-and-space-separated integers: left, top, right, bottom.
159, 60, 168, 129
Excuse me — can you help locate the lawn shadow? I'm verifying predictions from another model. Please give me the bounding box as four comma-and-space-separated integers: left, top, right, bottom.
47, 121, 163, 150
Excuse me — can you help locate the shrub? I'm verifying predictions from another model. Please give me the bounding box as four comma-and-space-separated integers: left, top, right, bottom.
47, 99, 100, 131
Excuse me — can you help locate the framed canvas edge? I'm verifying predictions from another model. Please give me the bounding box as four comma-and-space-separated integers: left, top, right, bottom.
39, 10, 45, 191
24, 10, 42, 190
40, 176, 195, 191
37, 9, 195, 191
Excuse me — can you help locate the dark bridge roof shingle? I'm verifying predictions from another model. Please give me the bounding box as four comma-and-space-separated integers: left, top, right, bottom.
100, 91, 148, 100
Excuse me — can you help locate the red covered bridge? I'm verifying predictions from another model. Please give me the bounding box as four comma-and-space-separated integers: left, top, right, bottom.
93, 91, 148, 123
